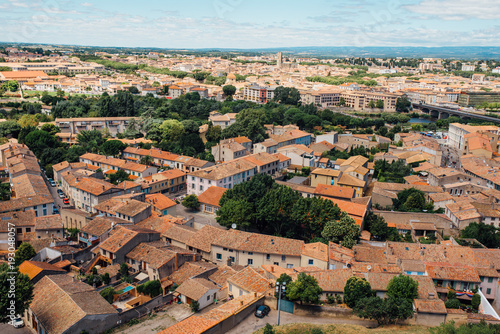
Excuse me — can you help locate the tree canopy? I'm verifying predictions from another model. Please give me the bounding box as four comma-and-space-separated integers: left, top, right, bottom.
286, 273, 323, 305
14, 243, 36, 267
343, 276, 374, 308
0, 264, 33, 323
321, 212, 360, 249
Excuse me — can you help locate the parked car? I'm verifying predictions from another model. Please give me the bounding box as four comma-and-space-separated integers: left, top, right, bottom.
11, 316, 24, 328
50, 180, 56, 187
58, 192, 65, 199
53, 207, 59, 215
63, 198, 70, 205
255, 305, 270, 318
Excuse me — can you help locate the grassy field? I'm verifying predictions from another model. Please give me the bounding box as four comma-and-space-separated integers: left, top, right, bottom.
253, 323, 430, 334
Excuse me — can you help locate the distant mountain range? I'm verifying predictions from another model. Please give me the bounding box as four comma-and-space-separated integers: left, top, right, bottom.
2, 42, 500, 59
197, 46, 500, 59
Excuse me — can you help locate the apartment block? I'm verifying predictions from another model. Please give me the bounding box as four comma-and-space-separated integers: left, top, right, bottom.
55, 117, 135, 136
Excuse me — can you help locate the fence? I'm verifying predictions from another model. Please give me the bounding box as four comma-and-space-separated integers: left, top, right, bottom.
117, 294, 174, 325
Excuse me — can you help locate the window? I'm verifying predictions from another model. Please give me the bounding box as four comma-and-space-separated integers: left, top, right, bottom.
207, 295, 210, 301
266, 254, 270, 260
192, 184, 195, 189
248, 259, 253, 265
487, 288, 492, 294
229, 249, 233, 253
481, 277, 485, 282
223, 247, 228, 251
282, 255, 286, 261
229, 256, 235, 263
248, 252, 253, 255
308, 259, 314, 265
216, 253, 222, 260
16, 228, 22, 234
26, 228, 31, 233
287, 264, 293, 269
489, 277, 494, 283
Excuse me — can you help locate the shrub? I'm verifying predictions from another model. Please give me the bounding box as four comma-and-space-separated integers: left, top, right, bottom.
445, 299, 460, 309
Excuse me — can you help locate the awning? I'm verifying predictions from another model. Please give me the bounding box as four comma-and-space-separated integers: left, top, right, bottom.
135, 272, 149, 281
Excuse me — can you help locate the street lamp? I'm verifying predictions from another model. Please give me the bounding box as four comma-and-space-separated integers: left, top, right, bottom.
275, 281, 286, 326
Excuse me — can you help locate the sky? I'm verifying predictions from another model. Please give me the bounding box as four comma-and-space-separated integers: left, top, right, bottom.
1, 0, 500, 49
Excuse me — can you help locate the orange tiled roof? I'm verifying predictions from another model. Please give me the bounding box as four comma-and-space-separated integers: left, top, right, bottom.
19, 261, 65, 280
197, 186, 227, 208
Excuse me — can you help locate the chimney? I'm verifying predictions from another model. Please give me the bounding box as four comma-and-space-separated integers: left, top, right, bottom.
271, 266, 274, 273
240, 300, 244, 306
193, 254, 196, 262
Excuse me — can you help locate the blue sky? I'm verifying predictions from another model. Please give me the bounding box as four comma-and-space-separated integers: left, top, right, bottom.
1, 0, 499, 48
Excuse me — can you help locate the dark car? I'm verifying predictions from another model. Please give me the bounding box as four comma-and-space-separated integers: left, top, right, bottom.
254, 305, 270, 318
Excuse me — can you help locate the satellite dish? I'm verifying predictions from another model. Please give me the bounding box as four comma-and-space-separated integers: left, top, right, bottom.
231, 224, 237, 229
367, 265, 372, 271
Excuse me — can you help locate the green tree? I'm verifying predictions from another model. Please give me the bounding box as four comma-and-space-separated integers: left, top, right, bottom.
223, 85, 236, 97
387, 275, 419, 301
99, 140, 127, 156
100, 287, 115, 304
140, 155, 154, 166
40, 123, 60, 135
182, 194, 200, 210
376, 100, 384, 109
14, 242, 36, 267
0, 121, 21, 138
18, 114, 39, 128
286, 273, 323, 305
2, 80, 19, 92
216, 198, 254, 230
77, 130, 105, 153
0, 264, 33, 323
472, 293, 481, 310
160, 119, 185, 142
257, 185, 301, 236
444, 298, 460, 309
339, 97, 346, 106
139, 280, 162, 297
461, 222, 500, 248
128, 86, 139, 94
273, 86, 301, 105
343, 276, 374, 308
101, 273, 111, 285
205, 124, 222, 143
291, 197, 341, 241
190, 300, 200, 312
119, 263, 129, 278
109, 169, 131, 185
396, 97, 411, 113
368, 100, 376, 108
353, 296, 414, 325
321, 212, 360, 249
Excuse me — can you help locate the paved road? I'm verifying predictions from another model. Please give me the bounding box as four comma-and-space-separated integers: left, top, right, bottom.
175, 204, 221, 227
40, 172, 70, 212
0, 322, 31, 334
226, 309, 378, 334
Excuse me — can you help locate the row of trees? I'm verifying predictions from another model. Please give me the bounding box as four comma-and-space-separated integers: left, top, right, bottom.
215, 174, 360, 246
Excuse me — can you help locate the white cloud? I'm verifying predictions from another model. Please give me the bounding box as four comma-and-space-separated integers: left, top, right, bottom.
405, 0, 500, 20
80, 2, 92, 7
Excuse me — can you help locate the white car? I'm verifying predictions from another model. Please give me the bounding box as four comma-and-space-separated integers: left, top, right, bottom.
11, 316, 24, 328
